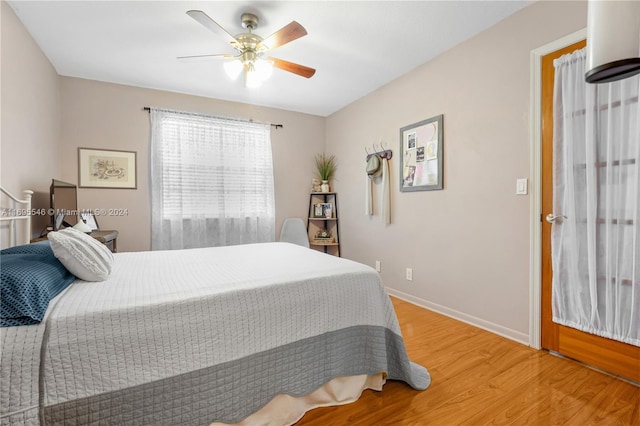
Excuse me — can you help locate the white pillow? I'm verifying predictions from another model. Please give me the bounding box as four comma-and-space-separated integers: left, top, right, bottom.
47, 227, 114, 282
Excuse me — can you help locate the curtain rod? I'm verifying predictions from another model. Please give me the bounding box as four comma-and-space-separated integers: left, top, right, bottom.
143, 107, 283, 129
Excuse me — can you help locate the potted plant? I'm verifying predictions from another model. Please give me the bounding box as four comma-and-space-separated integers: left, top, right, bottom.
315, 153, 337, 192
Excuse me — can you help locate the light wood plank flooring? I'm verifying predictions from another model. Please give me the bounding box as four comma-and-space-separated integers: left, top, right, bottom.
298, 297, 639, 425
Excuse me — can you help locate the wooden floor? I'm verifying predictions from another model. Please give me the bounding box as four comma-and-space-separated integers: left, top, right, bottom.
298, 297, 640, 425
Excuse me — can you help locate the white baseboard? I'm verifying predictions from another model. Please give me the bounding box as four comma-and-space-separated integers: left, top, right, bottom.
386, 287, 530, 346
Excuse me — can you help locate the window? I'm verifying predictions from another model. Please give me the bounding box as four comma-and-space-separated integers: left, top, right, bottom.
150, 109, 275, 250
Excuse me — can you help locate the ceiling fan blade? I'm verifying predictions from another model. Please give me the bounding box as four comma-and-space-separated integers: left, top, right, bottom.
177, 53, 235, 61
269, 57, 316, 78
186, 10, 238, 46
258, 21, 307, 51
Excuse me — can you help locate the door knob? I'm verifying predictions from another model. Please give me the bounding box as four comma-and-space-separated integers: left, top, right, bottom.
546, 213, 567, 223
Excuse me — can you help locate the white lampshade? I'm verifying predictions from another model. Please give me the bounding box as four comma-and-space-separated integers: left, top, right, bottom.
586, 0, 640, 84
223, 59, 243, 80
243, 59, 273, 88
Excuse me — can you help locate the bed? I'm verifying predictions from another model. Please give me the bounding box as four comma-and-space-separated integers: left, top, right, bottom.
0, 187, 430, 425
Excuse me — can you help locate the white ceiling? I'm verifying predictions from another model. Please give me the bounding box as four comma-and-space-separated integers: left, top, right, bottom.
8, 1, 530, 117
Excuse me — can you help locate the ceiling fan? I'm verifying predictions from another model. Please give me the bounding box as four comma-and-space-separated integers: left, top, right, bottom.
179, 10, 316, 88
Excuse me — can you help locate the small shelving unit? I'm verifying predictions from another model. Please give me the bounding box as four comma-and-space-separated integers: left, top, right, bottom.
307, 192, 340, 257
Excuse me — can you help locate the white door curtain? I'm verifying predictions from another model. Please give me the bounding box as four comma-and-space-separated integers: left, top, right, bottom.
552, 47, 639, 346
150, 108, 276, 250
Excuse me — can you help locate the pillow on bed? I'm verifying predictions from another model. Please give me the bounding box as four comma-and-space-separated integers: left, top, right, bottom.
2, 239, 57, 256
47, 227, 114, 282
1, 241, 76, 327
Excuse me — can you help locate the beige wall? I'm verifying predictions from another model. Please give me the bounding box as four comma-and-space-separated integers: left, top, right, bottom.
59, 77, 325, 252
1, 1, 61, 241
326, 1, 587, 340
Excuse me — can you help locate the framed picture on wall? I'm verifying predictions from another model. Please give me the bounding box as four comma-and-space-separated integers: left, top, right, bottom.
78, 148, 137, 189
399, 115, 443, 192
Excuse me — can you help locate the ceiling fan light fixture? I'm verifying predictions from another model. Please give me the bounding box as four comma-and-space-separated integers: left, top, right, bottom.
240, 58, 273, 88
224, 59, 243, 80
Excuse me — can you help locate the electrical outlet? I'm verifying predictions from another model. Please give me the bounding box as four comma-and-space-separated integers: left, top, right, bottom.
406, 268, 413, 281
375, 260, 381, 272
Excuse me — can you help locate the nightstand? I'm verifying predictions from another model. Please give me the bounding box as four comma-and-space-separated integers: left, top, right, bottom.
31, 229, 119, 253
89, 230, 118, 253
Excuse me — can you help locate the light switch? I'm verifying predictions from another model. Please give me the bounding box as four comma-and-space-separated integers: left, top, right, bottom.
516, 178, 528, 195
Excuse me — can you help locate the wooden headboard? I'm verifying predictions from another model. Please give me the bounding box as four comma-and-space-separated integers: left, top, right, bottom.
0, 186, 34, 248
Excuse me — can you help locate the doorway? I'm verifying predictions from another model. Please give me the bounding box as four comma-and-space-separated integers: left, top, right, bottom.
539, 39, 639, 383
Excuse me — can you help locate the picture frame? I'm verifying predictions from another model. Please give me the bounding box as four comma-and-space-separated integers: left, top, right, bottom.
399, 115, 443, 192
78, 148, 137, 189
322, 203, 333, 219
314, 203, 324, 218
80, 210, 99, 231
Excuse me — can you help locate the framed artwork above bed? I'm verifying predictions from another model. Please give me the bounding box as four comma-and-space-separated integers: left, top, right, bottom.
78, 148, 137, 189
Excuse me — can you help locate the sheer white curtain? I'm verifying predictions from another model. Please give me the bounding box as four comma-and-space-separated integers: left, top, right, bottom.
552, 48, 639, 346
150, 108, 275, 250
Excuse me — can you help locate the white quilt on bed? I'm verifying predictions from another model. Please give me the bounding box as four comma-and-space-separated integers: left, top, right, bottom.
1, 242, 429, 425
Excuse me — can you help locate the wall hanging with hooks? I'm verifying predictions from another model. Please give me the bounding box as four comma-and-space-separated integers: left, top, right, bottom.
365, 143, 392, 161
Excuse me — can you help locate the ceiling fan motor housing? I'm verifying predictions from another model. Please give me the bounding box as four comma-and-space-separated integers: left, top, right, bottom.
241, 13, 259, 30
234, 33, 264, 52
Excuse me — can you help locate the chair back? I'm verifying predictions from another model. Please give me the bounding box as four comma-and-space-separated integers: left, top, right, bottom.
279, 218, 309, 248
